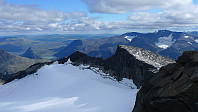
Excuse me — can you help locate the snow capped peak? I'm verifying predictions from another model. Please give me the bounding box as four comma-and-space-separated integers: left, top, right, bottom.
124, 35, 136, 42
155, 33, 176, 49
119, 45, 175, 69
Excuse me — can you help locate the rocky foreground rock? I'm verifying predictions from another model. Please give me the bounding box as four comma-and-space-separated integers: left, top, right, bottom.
133, 51, 198, 112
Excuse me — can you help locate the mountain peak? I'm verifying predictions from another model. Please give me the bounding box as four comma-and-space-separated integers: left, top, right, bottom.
157, 30, 172, 33
21, 47, 41, 59
119, 45, 175, 69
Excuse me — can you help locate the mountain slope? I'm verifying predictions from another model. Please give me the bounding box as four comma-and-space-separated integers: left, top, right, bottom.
21, 47, 42, 59
0, 48, 48, 83
0, 61, 138, 112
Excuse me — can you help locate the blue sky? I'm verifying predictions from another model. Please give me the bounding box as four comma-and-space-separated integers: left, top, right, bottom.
194, 0, 198, 4
6, 0, 86, 12
6, 0, 129, 21
0, 0, 198, 35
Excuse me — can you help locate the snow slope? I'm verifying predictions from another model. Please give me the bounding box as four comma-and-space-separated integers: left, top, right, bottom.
0, 61, 138, 112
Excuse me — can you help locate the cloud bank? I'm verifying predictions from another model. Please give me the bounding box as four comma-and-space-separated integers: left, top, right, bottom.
82, 0, 192, 14
0, 0, 198, 35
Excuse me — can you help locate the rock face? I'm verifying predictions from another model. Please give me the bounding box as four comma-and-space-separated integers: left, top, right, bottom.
58, 45, 175, 88
133, 51, 198, 112
21, 47, 41, 59
0, 48, 49, 84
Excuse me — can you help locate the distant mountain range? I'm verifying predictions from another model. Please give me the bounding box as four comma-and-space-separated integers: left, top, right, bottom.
54, 36, 129, 59
55, 30, 198, 60
0, 36, 66, 59
1, 31, 198, 60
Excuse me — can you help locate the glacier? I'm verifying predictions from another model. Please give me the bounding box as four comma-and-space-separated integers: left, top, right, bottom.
0, 61, 138, 112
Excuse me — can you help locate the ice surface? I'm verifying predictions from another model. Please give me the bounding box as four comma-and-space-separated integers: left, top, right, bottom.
155, 34, 176, 49
0, 62, 138, 112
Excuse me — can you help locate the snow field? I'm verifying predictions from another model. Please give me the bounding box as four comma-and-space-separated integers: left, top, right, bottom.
0, 61, 138, 112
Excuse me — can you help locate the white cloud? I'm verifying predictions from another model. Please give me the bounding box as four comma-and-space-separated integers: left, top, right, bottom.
0, 0, 86, 23
0, 0, 198, 35
82, 0, 193, 14
0, 0, 86, 34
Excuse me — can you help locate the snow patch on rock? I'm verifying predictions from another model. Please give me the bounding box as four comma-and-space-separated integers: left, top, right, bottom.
155, 34, 176, 49
188, 42, 193, 45
124, 36, 136, 42
119, 45, 175, 69
195, 39, 198, 43
184, 35, 190, 38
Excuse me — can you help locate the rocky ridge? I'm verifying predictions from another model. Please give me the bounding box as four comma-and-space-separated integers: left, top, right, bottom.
5, 45, 174, 88
58, 45, 175, 88
133, 51, 198, 112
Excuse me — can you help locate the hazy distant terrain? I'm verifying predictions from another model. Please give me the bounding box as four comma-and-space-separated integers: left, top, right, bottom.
0, 34, 114, 60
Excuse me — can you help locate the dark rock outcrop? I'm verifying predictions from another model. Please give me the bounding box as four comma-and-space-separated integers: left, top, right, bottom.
58, 45, 175, 88
133, 51, 198, 112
